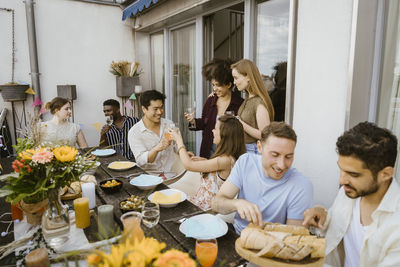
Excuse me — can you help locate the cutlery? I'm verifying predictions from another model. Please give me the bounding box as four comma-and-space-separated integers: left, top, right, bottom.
163, 210, 205, 222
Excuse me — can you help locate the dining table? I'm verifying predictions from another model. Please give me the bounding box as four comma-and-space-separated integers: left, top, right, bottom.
0, 150, 246, 266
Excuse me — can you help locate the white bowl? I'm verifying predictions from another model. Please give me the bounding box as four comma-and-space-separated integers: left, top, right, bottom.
91, 148, 116, 157
148, 189, 187, 208
84, 161, 101, 175
130, 174, 163, 190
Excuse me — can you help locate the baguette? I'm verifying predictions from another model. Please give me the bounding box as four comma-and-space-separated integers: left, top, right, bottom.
263, 222, 310, 235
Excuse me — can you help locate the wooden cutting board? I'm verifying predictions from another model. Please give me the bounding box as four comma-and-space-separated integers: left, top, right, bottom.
235, 238, 325, 267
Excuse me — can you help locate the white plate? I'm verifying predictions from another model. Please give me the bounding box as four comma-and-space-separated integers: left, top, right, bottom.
107, 161, 136, 171
130, 174, 163, 190
179, 214, 228, 239
148, 189, 187, 208
91, 149, 116, 157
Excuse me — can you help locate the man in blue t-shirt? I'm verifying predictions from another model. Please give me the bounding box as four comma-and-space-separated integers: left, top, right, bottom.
212, 122, 313, 233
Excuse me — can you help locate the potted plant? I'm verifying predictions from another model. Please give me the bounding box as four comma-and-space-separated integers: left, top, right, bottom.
110, 60, 143, 97
0, 82, 29, 102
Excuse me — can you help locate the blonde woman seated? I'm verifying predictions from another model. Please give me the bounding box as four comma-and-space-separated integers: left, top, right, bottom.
40, 97, 88, 148
169, 115, 245, 210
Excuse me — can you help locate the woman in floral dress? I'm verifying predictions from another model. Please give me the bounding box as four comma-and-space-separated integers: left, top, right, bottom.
169, 115, 246, 210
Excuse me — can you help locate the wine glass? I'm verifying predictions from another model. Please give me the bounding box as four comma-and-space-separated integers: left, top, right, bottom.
195, 238, 218, 267
105, 115, 113, 126
141, 202, 160, 228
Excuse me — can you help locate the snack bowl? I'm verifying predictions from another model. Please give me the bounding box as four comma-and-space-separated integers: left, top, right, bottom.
84, 161, 101, 175
148, 189, 187, 208
130, 174, 163, 190
119, 195, 146, 213
99, 178, 123, 193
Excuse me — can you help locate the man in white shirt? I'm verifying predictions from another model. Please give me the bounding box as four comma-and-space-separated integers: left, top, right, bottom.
128, 90, 176, 172
303, 122, 400, 267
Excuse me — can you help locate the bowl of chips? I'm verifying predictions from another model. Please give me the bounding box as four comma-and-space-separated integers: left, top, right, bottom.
99, 178, 123, 193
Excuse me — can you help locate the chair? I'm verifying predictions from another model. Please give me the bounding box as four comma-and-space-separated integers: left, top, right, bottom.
163, 153, 187, 185
168, 171, 201, 197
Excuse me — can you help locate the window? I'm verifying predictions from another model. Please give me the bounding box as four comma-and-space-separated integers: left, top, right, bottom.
150, 32, 164, 93
255, 0, 290, 121
376, 0, 400, 178
170, 24, 196, 151
255, 0, 289, 76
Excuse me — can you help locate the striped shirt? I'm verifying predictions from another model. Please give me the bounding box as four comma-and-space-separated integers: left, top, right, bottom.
105, 116, 139, 160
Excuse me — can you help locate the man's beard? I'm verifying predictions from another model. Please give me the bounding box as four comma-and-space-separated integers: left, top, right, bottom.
343, 182, 379, 199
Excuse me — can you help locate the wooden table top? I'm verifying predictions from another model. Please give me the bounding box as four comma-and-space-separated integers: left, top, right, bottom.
0, 152, 245, 266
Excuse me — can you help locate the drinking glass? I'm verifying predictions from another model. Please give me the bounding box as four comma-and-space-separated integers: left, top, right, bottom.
141, 202, 160, 228
186, 107, 195, 117
105, 115, 113, 126
120, 211, 144, 242
195, 238, 218, 267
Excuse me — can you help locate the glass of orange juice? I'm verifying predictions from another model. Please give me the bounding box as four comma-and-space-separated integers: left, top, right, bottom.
120, 211, 144, 242
195, 238, 218, 267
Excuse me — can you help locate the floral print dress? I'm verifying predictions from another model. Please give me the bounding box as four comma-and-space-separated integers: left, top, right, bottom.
188, 158, 235, 210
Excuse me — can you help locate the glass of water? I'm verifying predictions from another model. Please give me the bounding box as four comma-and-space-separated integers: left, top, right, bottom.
142, 202, 160, 228
105, 115, 113, 126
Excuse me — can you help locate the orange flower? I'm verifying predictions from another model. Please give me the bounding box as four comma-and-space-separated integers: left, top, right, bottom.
87, 252, 103, 265
153, 249, 196, 267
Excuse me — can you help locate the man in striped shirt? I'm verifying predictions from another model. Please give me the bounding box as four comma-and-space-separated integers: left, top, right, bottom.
100, 99, 139, 160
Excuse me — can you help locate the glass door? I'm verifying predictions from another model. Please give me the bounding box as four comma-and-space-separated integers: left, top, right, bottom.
170, 24, 196, 152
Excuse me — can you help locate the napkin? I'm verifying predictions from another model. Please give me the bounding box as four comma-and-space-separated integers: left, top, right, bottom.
132, 174, 162, 186
152, 191, 181, 204
184, 214, 223, 239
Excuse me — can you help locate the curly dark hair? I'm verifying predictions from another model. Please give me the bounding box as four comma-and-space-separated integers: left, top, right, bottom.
202, 58, 235, 87
103, 99, 120, 109
140, 90, 166, 109
336, 121, 398, 177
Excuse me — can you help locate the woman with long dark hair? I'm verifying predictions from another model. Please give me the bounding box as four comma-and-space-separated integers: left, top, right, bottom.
170, 115, 246, 210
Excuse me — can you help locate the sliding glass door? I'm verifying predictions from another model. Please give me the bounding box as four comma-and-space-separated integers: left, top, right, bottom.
170, 24, 196, 152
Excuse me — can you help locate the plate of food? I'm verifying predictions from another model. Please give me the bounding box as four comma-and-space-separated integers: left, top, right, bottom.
235, 223, 325, 267
107, 161, 136, 171
179, 214, 228, 239
119, 194, 146, 213
91, 148, 116, 157
148, 189, 186, 208
130, 174, 163, 190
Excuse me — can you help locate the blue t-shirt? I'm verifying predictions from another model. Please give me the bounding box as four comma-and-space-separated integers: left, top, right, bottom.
229, 153, 313, 233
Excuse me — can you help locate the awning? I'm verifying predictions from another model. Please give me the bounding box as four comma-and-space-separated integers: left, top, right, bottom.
122, 0, 160, 21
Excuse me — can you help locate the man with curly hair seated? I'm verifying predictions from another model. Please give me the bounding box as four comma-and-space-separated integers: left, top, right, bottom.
303, 122, 400, 267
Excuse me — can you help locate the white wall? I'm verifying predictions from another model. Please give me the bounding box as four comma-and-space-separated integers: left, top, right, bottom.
292, 0, 353, 207
0, 0, 135, 147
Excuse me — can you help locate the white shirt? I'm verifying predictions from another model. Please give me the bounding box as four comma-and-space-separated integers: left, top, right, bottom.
40, 121, 80, 147
323, 178, 400, 267
344, 197, 366, 267
128, 118, 176, 172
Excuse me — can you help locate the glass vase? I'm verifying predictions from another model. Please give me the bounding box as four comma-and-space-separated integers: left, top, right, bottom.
42, 188, 70, 247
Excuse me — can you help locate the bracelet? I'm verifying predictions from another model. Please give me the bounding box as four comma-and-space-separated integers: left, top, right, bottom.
177, 146, 186, 153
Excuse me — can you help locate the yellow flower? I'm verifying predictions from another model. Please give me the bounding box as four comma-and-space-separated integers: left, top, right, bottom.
88, 238, 167, 267
154, 249, 196, 267
53, 146, 78, 162
19, 149, 36, 160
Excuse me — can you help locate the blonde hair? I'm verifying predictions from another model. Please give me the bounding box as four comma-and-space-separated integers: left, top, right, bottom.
45, 97, 70, 114
231, 59, 275, 121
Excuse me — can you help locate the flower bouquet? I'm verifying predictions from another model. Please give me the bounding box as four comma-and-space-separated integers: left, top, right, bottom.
87, 237, 196, 267
0, 143, 94, 225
